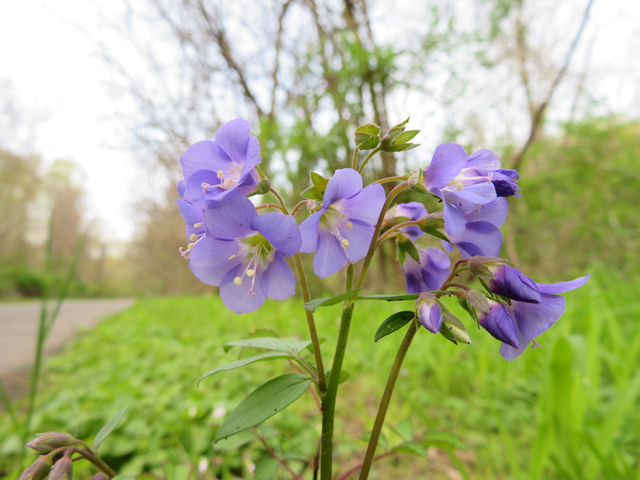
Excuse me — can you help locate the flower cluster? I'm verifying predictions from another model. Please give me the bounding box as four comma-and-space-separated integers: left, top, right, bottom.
177, 118, 587, 361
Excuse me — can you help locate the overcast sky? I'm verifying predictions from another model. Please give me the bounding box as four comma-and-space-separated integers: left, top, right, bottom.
0, 0, 638, 244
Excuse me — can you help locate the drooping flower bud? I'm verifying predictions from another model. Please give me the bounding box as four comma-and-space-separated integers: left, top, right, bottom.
488, 264, 541, 303
27, 432, 76, 454
18, 456, 52, 480
415, 293, 443, 334
478, 300, 520, 348
49, 452, 73, 480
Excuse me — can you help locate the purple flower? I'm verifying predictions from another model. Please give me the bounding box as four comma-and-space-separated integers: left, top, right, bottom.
422, 144, 497, 236
299, 168, 385, 278
394, 202, 427, 240
477, 300, 520, 349
416, 292, 443, 334
499, 275, 590, 360
403, 247, 451, 294
442, 198, 508, 258
489, 264, 542, 304
180, 119, 261, 208
465, 150, 520, 198
188, 193, 301, 314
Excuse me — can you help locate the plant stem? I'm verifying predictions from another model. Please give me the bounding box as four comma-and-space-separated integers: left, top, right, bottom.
253, 429, 302, 480
291, 200, 308, 216
0, 379, 20, 432
293, 253, 327, 394
357, 146, 381, 173
373, 174, 410, 184
358, 265, 465, 479
256, 203, 285, 211
352, 147, 360, 170
320, 182, 410, 479
270, 187, 289, 213
320, 264, 355, 480
337, 452, 395, 480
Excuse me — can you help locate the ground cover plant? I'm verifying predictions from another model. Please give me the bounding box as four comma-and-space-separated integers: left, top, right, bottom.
1, 272, 639, 479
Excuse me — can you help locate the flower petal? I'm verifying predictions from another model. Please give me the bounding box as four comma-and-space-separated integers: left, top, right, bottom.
313, 229, 348, 278
176, 199, 204, 238
177, 179, 186, 198
479, 303, 519, 348
299, 210, 323, 253
204, 192, 257, 240
490, 265, 542, 304
452, 221, 502, 258
215, 118, 250, 163
180, 140, 232, 180
261, 253, 296, 300
403, 255, 426, 294
337, 220, 374, 263
184, 169, 221, 208
423, 143, 467, 190
189, 238, 244, 286
338, 183, 386, 225
442, 198, 467, 236
537, 275, 590, 295
499, 330, 528, 361
220, 264, 267, 314
244, 136, 262, 171
323, 168, 363, 206
251, 212, 302, 257
466, 198, 508, 227
443, 181, 497, 214
465, 149, 502, 170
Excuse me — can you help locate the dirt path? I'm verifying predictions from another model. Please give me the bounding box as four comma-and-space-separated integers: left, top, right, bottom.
0, 299, 134, 400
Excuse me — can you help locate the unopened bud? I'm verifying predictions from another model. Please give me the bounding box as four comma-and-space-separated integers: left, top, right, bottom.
19, 456, 52, 480
28, 432, 76, 454
448, 324, 472, 345
466, 288, 490, 313
250, 178, 271, 196
415, 293, 442, 334
91, 473, 108, 480
407, 169, 421, 188
467, 258, 495, 280
49, 453, 73, 480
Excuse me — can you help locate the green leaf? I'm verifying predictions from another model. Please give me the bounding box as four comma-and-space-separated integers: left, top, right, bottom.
310, 171, 329, 188
223, 337, 311, 355
439, 322, 458, 345
384, 143, 419, 153
112, 476, 136, 480
393, 130, 420, 144
397, 238, 420, 264
303, 288, 363, 312
357, 293, 419, 302
420, 227, 449, 242
254, 458, 279, 480
198, 352, 294, 385
358, 135, 380, 150
325, 369, 350, 385
355, 123, 381, 150
375, 311, 415, 342
94, 407, 129, 451
391, 442, 428, 457
301, 172, 329, 201
214, 374, 311, 442
389, 418, 413, 441
442, 311, 465, 329
164, 463, 193, 480
300, 185, 323, 201
213, 430, 255, 451
421, 432, 466, 450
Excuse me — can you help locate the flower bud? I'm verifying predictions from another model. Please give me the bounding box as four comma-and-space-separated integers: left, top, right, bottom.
415, 293, 443, 334
49, 453, 73, 480
28, 432, 76, 454
466, 288, 490, 314
442, 310, 472, 345
477, 300, 520, 348
92, 473, 108, 480
248, 178, 270, 197
489, 264, 541, 304
18, 456, 52, 480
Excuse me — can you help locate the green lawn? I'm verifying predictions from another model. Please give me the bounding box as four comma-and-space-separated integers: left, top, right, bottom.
2, 273, 640, 479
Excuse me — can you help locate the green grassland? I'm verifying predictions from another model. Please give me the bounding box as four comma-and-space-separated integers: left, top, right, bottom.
2, 272, 640, 479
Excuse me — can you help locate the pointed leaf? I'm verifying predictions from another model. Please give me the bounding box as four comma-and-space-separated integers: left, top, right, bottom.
375, 311, 415, 342
300, 185, 324, 201
389, 418, 413, 441
325, 369, 350, 385
421, 432, 467, 450
420, 227, 449, 242
303, 288, 363, 312
398, 239, 420, 264
223, 338, 311, 354
198, 352, 294, 385
391, 442, 428, 457
393, 130, 420, 144
94, 407, 129, 451
310, 172, 329, 188
383, 143, 419, 153
357, 293, 419, 302
254, 458, 279, 480
214, 374, 311, 442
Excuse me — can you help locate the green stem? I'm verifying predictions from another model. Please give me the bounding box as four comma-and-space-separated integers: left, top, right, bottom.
358, 265, 464, 479
0, 379, 20, 432
320, 181, 410, 479
357, 321, 419, 480
320, 264, 355, 479
293, 253, 327, 394
357, 146, 381, 173
352, 147, 360, 170
373, 174, 410, 184
270, 187, 289, 213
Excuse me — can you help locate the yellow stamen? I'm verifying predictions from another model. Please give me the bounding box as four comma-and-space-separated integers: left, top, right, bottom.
246, 269, 255, 277
341, 239, 349, 248
217, 170, 224, 179
187, 242, 195, 250
190, 234, 198, 241
346, 221, 353, 229
455, 182, 463, 191
193, 222, 203, 228
234, 277, 242, 285
228, 254, 237, 260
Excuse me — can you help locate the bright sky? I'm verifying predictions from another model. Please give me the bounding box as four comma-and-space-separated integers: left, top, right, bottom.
0, 0, 638, 244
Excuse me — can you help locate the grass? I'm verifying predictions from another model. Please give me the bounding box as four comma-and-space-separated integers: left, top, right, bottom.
1, 272, 639, 480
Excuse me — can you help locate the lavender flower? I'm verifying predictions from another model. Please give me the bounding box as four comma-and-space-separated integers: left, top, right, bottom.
180, 119, 261, 208
416, 292, 443, 334
465, 150, 520, 198
477, 300, 520, 349
188, 193, 301, 314
394, 202, 428, 240
299, 168, 385, 278
442, 198, 508, 258
489, 264, 542, 304
422, 144, 497, 236
403, 248, 451, 294
499, 275, 590, 360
